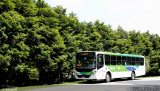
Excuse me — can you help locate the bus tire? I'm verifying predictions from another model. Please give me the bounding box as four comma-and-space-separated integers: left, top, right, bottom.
131, 72, 135, 80
105, 73, 111, 83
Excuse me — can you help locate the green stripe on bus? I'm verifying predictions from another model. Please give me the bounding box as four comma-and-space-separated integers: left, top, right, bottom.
80, 71, 93, 75
107, 65, 128, 72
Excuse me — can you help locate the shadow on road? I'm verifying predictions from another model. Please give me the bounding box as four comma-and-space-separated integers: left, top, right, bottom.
111, 78, 140, 82
79, 78, 140, 84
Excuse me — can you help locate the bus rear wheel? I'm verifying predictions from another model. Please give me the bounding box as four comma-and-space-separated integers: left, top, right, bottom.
105, 73, 111, 83
131, 72, 135, 80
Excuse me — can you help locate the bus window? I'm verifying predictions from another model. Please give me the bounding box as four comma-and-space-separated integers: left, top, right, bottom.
135, 57, 140, 65
140, 58, 144, 65
117, 56, 121, 65
111, 55, 116, 65
122, 56, 126, 60
105, 55, 110, 65
122, 56, 126, 65
76, 52, 96, 69
132, 57, 135, 61
132, 61, 135, 65
132, 57, 136, 65
97, 54, 104, 69
127, 57, 132, 65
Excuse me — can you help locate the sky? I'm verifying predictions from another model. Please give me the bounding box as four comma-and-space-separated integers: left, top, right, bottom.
45, 0, 160, 35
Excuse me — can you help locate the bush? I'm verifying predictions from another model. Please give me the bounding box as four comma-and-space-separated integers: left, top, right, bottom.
145, 57, 151, 75
149, 56, 160, 75
14, 63, 39, 85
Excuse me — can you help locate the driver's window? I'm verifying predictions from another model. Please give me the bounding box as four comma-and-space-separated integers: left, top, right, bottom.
97, 54, 104, 69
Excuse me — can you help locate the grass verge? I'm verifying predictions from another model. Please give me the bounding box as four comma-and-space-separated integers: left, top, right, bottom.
0, 81, 83, 91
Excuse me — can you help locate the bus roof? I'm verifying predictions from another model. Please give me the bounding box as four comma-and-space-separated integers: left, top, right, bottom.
79, 51, 144, 58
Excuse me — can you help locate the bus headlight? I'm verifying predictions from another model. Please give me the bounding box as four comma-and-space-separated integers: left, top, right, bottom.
76, 71, 81, 75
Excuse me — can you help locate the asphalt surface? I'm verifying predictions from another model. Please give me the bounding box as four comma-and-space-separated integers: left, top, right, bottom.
27, 77, 160, 91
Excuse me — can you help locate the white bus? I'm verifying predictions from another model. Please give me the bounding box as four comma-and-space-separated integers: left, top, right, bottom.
73, 51, 145, 82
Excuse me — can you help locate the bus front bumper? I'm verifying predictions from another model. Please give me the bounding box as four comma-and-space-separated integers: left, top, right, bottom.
73, 70, 98, 80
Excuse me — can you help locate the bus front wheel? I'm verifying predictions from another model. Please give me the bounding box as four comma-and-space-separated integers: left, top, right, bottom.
105, 73, 111, 83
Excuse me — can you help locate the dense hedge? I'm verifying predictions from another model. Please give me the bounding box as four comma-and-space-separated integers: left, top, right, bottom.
148, 56, 160, 75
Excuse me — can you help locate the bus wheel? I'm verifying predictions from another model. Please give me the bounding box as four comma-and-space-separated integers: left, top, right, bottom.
105, 73, 111, 83
131, 72, 135, 80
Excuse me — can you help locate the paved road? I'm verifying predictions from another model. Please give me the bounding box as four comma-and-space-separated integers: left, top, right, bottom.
27, 77, 160, 91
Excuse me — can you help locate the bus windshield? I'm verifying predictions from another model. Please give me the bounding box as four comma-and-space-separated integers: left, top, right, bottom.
76, 52, 96, 69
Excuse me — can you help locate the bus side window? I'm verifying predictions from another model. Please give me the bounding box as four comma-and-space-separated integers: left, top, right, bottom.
111, 55, 116, 65
135, 57, 140, 65
140, 58, 144, 65
122, 56, 126, 65
105, 55, 110, 65
132, 57, 135, 65
117, 56, 121, 65
127, 57, 132, 65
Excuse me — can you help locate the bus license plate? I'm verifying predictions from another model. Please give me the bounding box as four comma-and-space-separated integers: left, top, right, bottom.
81, 75, 85, 78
